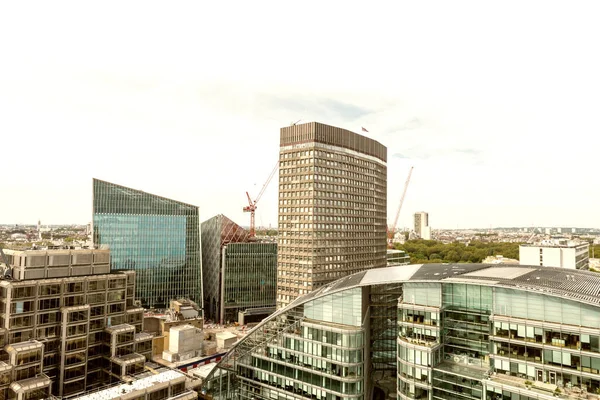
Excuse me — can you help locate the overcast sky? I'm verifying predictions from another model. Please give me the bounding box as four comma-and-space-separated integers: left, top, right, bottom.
1, 1, 599, 229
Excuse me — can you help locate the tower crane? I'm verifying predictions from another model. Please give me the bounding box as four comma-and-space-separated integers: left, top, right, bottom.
527, 228, 539, 244
388, 166, 414, 248
243, 161, 279, 238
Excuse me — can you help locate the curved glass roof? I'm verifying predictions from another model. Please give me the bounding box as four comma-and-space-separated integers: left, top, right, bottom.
200, 263, 600, 395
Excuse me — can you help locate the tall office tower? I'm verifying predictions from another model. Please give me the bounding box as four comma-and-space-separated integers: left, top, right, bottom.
201, 215, 278, 324
414, 211, 431, 240
277, 122, 387, 309
0, 249, 149, 398
93, 179, 202, 309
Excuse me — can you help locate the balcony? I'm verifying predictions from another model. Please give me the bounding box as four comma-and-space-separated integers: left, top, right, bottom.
488, 372, 600, 399
398, 336, 440, 349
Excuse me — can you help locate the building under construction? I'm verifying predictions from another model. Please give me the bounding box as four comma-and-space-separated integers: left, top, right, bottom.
201, 215, 277, 324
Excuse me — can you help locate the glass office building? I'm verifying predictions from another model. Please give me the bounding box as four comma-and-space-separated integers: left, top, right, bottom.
93, 179, 201, 308
201, 264, 600, 400
201, 215, 277, 324
201, 214, 250, 322
221, 242, 278, 323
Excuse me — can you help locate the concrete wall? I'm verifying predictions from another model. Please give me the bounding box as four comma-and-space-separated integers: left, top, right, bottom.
520, 246, 574, 268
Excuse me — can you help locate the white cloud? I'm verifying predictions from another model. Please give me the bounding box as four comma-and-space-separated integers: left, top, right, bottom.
0, 1, 599, 228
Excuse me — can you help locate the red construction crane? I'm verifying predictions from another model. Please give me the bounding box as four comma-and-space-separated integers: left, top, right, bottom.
243, 161, 279, 237
388, 166, 414, 248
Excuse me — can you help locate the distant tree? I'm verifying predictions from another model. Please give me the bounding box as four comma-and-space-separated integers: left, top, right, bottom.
591, 245, 600, 259
396, 239, 522, 264
447, 250, 460, 263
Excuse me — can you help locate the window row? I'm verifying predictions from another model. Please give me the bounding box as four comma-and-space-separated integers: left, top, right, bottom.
9, 278, 127, 299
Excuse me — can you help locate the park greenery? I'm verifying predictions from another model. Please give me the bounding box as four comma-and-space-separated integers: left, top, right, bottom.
394, 239, 521, 264
590, 244, 600, 258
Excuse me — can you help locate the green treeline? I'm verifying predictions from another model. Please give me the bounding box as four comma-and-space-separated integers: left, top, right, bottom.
394, 240, 521, 264
590, 244, 600, 258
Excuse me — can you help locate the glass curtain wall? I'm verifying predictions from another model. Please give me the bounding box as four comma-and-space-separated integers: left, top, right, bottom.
369, 283, 403, 372
93, 179, 201, 308
223, 243, 277, 322
202, 287, 366, 400
201, 215, 251, 323
442, 283, 492, 368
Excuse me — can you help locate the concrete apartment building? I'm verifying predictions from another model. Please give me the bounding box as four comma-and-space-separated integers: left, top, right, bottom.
414, 211, 431, 240
0, 248, 150, 398
202, 264, 600, 400
277, 122, 387, 309
520, 239, 589, 269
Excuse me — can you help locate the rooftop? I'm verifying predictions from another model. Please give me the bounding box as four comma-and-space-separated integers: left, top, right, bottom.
287, 263, 600, 312
520, 239, 589, 249
74, 370, 186, 400
280, 122, 387, 163
93, 178, 198, 214
521, 243, 589, 248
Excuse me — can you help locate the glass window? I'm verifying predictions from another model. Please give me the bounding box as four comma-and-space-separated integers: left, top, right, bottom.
93, 179, 202, 309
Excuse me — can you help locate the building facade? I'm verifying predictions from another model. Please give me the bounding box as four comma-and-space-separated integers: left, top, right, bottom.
520, 240, 589, 269
277, 122, 387, 309
201, 263, 600, 400
221, 242, 277, 324
201, 215, 251, 323
201, 214, 277, 325
414, 212, 430, 240
386, 249, 410, 266
93, 179, 202, 308
0, 249, 149, 398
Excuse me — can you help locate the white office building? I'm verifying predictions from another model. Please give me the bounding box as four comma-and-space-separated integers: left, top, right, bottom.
520, 239, 589, 269
414, 211, 431, 240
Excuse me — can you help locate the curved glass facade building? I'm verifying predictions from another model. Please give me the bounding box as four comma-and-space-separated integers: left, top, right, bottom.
93, 179, 202, 308
201, 264, 600, 400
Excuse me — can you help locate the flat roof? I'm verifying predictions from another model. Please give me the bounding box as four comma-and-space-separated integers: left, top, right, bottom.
463, 266, 538, 280
189, 363, 217, 379
73, 370, 185, 400
520, 243, 589, 248
216, 331, 237, 340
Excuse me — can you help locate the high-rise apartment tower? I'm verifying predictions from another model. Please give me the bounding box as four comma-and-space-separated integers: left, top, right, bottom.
414, 211, 431, 240
277, 122, 387, 308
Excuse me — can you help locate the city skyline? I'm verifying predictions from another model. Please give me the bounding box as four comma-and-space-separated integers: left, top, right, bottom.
2, 2, 600, 229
